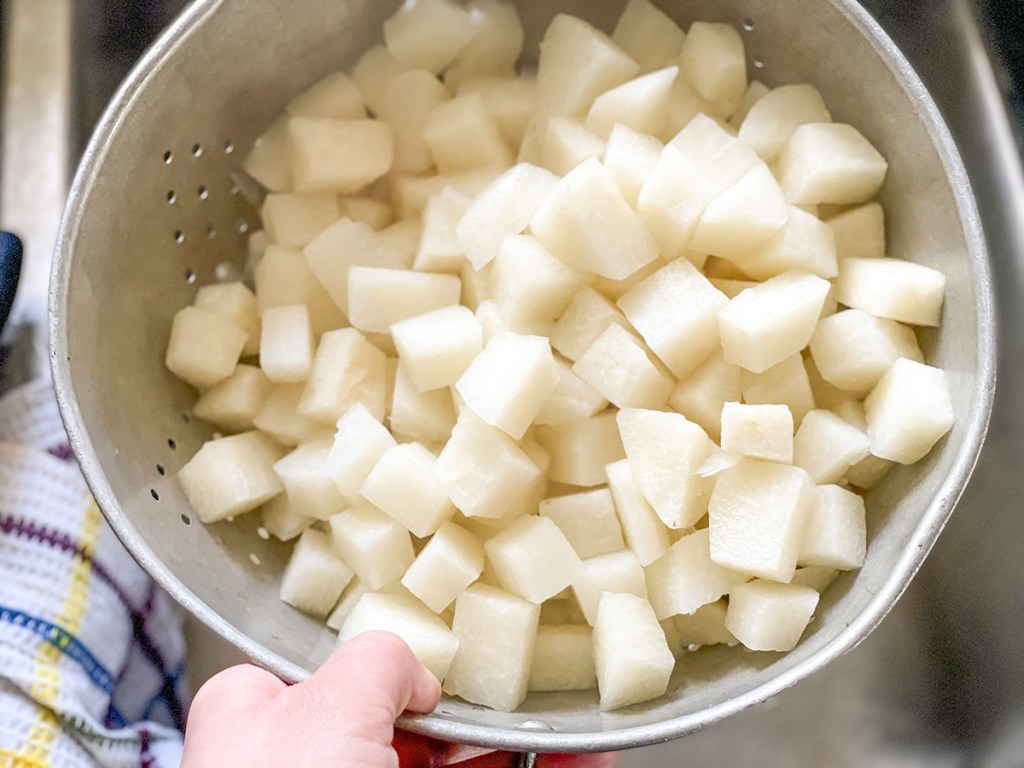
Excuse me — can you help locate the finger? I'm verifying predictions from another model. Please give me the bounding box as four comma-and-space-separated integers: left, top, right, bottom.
189, 663, 288, 715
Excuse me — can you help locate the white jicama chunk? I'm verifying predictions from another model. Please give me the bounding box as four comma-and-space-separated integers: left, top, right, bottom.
673, 601, 737, 648
529, 625, 596, 691
423, 93, 514, 174
717, 272, 831, 373
572, 550, 648, 625
777, 123, 888, 204
178, 432, 285, 523
865, 358, 954, 464
457, 76, 535, 146
485, 516, 583, 604
725, 580, 819, 652
603, 124, 662, 207
360, 443, 454, 537
247, 229, 269, 272
351, 46, 413, 117
645, 529, 746, 620
300, 329, 387, 424
261, 494, 313, 542
799, 484, 867, 570
661, 76, 731, 141
708, 459, 815, 582
339, 593, 460, 682
729, 80, 770, 127
460, 261, 493, 311
434, 415, 541, 518
329, 403, 397, 501
286, 71, 365, 120
537, 412, 626, 487
255, 246, 346, 336
734, 205, 837, 281
809, 309, 923, 397
539, 488, 625, 560
827, 202, 885, 260
449, 0, 524, 80
831, 398, 867, 431
274, 439, 346, 521
593, 593, 674, 711
618, 409, 713, 529
194, 282, 261, 357
534, 357, 608, 426
192, 365, 271, 433
326, 578, 369, 631
679, 22, 746, 109
792, 409, 871, 484
668, 354, 741, 441
540, 118, 606, 177
347, 267, 461, 334
383, 0, 476, 74
402, 522, 484, 613
836, 257, 946, 327
329, 502, 415, 590
612, 0, 686, 74
414, 188, 472, 274
166, 306, 247, 389
532, 158, 658, 280
550, 287, 632, 362
738, 84, 832, 161
689, 164, 789, 260
389, 363, 457, 443
845, 453, 894, 490
261, 193, 340, 248
288, 118, 393, 194
742, 354, 816, 426
279, 529, 353, 618
378, 70, 450, 172
336, 195, 392, 232
455, 333, 557, 439
391, 306, 483, 392
720, 402, 794, 464
789, 566, 840, 592
585, 66, 677, 140
572, 325, 673, 410
445, 584, 540, 711
244, 116, 292, 192
254, 385, 333, 446
494, 437, 550, 525
606, 459, 670, 566
492, 235, 591, 327
618, 258, 728, 380
260, 305, 314, 383
457, 163, 559, 269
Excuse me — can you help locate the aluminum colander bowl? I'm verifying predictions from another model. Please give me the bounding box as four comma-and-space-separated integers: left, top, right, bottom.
49, 0, 995, 754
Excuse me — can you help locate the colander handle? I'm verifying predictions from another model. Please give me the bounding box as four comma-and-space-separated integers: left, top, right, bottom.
0, 232, 22, 334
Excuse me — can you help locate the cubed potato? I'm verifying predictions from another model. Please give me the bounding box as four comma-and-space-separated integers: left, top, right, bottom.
391, 306, 483, 393
602, 124, 663, 206
360, 443, 454, 537
329, 502, 415, 589
537, 412, 626, 487
286, 71, 365, 120
534, 357, 608, 425
492, 235, 591, 327
457, 76, 535, 146
708, 459, 815, 582
618, 408, 713, 529
540, 118, 607, 177
742, 354, 816, 426
668, 354, 742, 441
255, 246, 346, 335
572, 549, 648, 625
254, 384, 332, 446
777, 123, 888, 204
278, 528, 354, 618
550, 287, 632, 362
166, 306, 247, 389
444, 584, 541, 711
414, 188, 472, 274
378, 70, 450, 172
299, 328, 387, 424
605, 458, 671, 566
836, 257, 946, 327
673, 600, 737, 648
328, 403, 397, 502
390, 363, 457, 443
618, 258, 728, 380
720, 402, 794, 464
726, 580, 819, 652
448, 0, 524, 81
261, 494, 313, 542
194, 282, 261, 357
260, 305, 314, 383
732, 205, 837, 281
273, 439, 346, 521
539, 488, 625, 559
826, 202, 885, 260
348, 268, 461, 335
485, 516, 583, 604
572, 325, 674, 410
261, 192, 340, 248
679, 22, 746, 111
717, 271, 831, 373
646, 529, 746, 619
585, 66, 677, 140
383, 0, 476, 74
288, 118, 393, 194
689, 164, 789, 260
529, 625, 597, 692
402, 522, 484, 613
351, 46, 412, 117
865, 358, 954, 464
244, 115, 292, 192
737, 84, 832, 161
192, 365, 271, 433
792, 409, 871, 484
593, 593, 674, 710
789, 566, 840, 592
799, 484, 866, 570
178, 432, 285, 523
612, 0, 686, 74
424, 93, 514, 174
728, 79, 770, 128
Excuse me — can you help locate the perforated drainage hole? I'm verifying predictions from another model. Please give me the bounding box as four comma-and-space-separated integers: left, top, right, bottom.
156, 463, 166, 476
237, 219, 249, 234
198, 185, 209, 200
224, 140, 234, 154
192, 143, 203, 157
742, 17, 755, 31
150, 489, 160, 501
181, 513, 191, 525
182, 411, 192, 424
185, 269, 196, 284
168, 438, 177, 450
207, 226, 217, 239
163, 150, 173, 164
753, 56, 765, 69
174, 230, 185, 244
166, 190, 176, 204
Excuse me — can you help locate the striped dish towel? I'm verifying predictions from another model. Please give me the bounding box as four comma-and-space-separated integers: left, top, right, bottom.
0, 380, 187, 767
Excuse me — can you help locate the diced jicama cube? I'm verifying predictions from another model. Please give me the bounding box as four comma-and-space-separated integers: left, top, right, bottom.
286, 71, 365, 120
668, 354, 741, 441
288, 118, 393, 194
618, 409, 712, 529
339, 593, 460, 681
538, 488, 625, 560
603, 124, 662, 206
329, 502, 415, 589
445, 584, 540, 710
726, 580, 819, 652
460, 261, 493, 311
593, 593, 674, 710
329, 403, 397, 502
278, 529, 353, 619
448, 0, 524, 81
799, 484, 866, 570
689, 164, 789, 260
742, 354, 816, 425
645, 529, 746, 619
789, 566, 840, 592
826, 202, 885, 260
390, 306, 483, 393
540, 118, 606, 177
836, 257, 946, 327
178, 432, 285, 523
585, 66, 677, 140
402, 522, 484, 613
255, 246, 346, 336
244, 115, 292, 192
534, 357, 608, 426
389, 363, 457, 443
166, 306, 247, 389
493, 438, 550, 525
348, 267, 461, 334
844, 453, 894, 490
261, 494, 313, 542
720, 402, 794, 464
572, 325, 673, 410
708, 459, 815, 581
273, 439, 346, 521
254, 385, 332, 446
708, 279, 757, 301
738, 84, 832, 161
717, 271, 831, 373
673, 600, 737, 648
729, 79, 770, 127
260, 305, 314, 383
423, 93, 514, 174
809, 309, 923, 397
537, 412, 626, 487
865, 358, 954, 464
378, 70, 450, 172
618, 258, 728, 380
414, 188, 472, 273
326, 578, 369, 631
434, 415, 541, 518
592, 258, 668, 303
679, 22, 746, 110
485, 516, 583, 604
606, 459, 670, 566
831, 398, 867, 431
192, 365, 271, 433
529, 625, 596, 692
351, 46, 412, 117
383, 0, 476, 74
732, 205, 837, 281
550, 288, 631, 362
801, 354, 850, 411
261, 192, 339, 248
457, 76, 535, 146
532, 158, 658, 280
359, 443, 454, 537
612, 0, 686, 74
572, 550, 648, 625
299, 329, 387, 424
492, 235, 590, 327
777, 123, 888, 204
792, 409, 871, 484
194, 282, 260, 357
661, 76, 730, 142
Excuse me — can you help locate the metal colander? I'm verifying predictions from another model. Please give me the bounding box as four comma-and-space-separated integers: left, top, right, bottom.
49, 0, 995, 754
